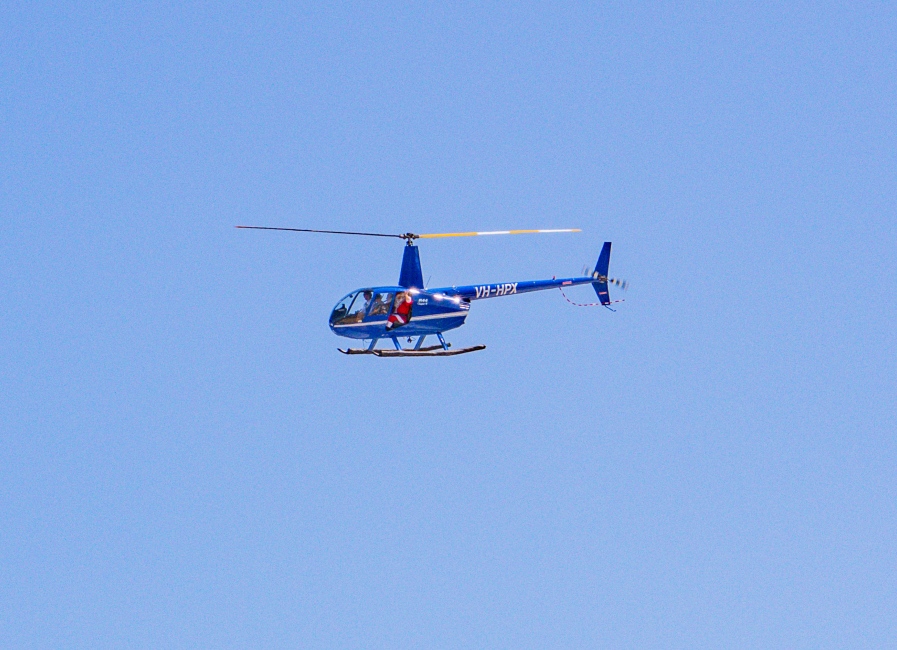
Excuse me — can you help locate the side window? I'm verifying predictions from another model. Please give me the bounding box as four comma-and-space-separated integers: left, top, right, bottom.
365, 292, 394, 320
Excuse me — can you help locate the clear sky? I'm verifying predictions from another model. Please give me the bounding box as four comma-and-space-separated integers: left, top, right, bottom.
2, 2, 895, 648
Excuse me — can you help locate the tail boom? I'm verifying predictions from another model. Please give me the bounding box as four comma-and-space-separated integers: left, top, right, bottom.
429, 241, 619, 304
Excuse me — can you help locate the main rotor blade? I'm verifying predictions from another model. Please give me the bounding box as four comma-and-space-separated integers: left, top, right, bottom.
418, 229, 580, 238
235, 226, 404, 239
236, 226, 581, 242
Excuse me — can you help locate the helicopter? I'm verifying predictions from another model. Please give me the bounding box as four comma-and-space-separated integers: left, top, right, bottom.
236, 226, 627, 357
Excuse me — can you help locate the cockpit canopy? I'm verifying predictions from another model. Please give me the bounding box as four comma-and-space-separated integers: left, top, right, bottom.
330, 289, 396, 326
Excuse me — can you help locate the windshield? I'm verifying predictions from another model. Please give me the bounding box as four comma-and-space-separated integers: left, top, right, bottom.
330, 290, 375, 325
330, 291, 359, 324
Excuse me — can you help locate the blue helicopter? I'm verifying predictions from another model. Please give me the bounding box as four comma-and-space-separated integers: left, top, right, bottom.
236, 226, 627, 357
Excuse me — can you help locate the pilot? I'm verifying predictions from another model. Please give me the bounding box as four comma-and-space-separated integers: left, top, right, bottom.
386, 291, 413, 330
355, 290, 373, 321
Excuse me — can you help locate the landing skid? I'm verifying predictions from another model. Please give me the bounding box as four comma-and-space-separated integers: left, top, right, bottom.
373, 345, 485, 357
339, 341, 486, 357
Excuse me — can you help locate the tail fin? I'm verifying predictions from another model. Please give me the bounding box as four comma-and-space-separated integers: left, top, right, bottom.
591, 242, 611, 305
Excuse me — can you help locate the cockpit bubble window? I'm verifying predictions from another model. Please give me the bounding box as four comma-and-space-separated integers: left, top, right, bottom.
365, 292, 394, 320
330, 291, 361, 325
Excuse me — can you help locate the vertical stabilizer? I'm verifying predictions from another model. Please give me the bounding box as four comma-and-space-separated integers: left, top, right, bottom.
591, 242, 611, 305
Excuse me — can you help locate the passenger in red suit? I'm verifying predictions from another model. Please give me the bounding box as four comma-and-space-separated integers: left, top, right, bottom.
386, 291, 413, 330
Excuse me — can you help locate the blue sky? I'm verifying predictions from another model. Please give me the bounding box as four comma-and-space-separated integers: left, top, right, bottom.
2, 2, 895, 648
